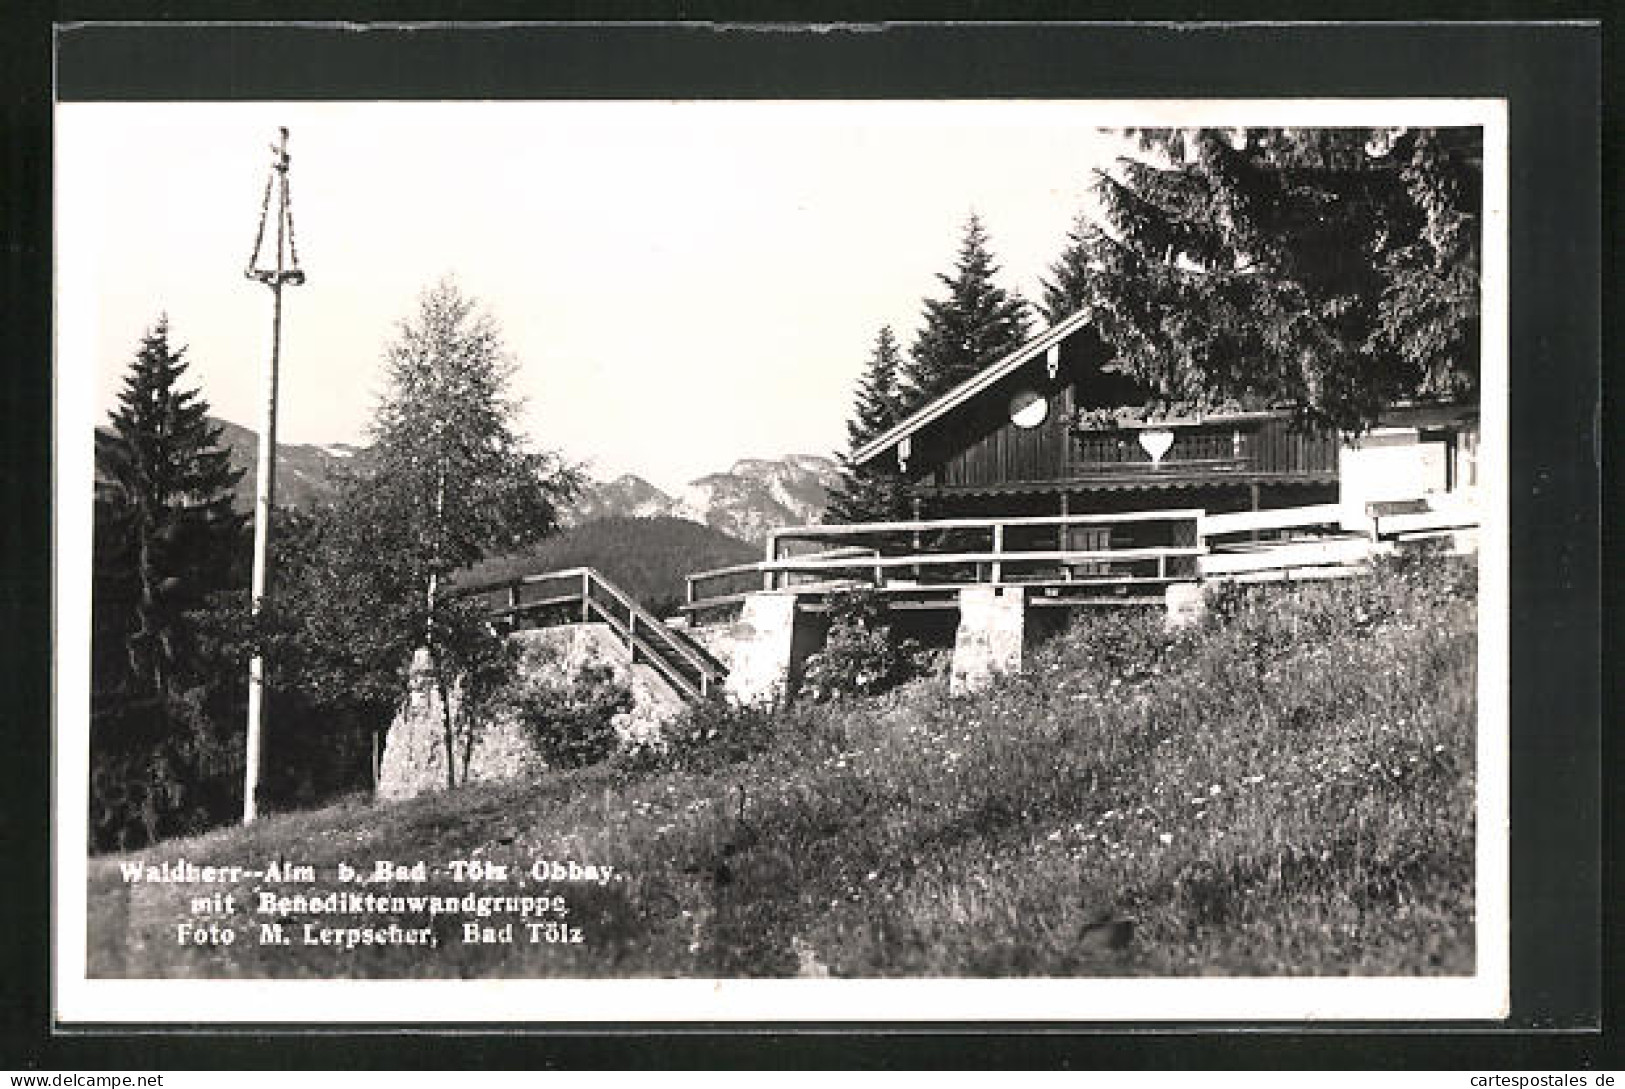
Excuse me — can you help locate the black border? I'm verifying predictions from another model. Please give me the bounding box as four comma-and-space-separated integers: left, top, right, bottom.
4, 9, 1611, 1071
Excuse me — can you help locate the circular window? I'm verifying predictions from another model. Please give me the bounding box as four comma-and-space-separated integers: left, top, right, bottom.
1008, 389, 1049, 429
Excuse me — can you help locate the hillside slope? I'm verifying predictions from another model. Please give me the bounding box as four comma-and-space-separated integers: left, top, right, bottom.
86, 553, 1477, 980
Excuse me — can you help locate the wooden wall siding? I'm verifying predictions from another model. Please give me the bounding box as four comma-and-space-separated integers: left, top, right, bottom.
934, 382, 1075, 487
1071, 428, 1237, 468
1251, 417, 1340, 473
1069, 417, 1339, 476
910, 320, 1341, 490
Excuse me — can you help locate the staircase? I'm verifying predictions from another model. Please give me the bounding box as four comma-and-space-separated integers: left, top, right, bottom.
470, 567, 727, 703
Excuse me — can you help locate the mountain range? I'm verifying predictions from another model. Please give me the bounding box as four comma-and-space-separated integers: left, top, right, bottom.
93, 417, 839, 544
563, 455, 842, 544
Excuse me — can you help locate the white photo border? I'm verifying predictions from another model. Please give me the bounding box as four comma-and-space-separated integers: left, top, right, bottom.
53, 95, 1509, 1026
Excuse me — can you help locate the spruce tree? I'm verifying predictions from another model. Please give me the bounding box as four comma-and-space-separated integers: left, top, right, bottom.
92, 317, 246, 848
846, 325, 904, 447
103, 317, 245, 696
826, 326, 908, 524
1063, 127, 1481, 430
1040, 211, 1096, 323
899, 214, 1034, 410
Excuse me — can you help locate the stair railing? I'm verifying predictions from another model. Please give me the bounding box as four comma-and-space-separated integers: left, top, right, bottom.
472, 567, 726, 702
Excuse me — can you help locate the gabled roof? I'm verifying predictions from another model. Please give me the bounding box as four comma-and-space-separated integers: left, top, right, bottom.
852, 307, 1094, 467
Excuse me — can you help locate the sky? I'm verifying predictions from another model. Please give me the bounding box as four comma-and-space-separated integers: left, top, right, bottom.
57, 101, 1128, 490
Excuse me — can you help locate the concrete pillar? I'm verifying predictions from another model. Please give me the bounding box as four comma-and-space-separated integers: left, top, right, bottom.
1165, 581, 1208, 630
725, 592, 821, 707
951, 585, 1027, 696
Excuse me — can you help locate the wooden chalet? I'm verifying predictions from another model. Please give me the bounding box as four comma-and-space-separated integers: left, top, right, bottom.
851, 309, 1346, 525
674, 309, 1478, 648
851, 308, 1479, 538
472, 316, 1483, 706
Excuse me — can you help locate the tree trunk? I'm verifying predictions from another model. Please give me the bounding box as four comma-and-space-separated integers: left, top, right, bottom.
132, 508, 163, 696
460, 709, 479, 784
426, 459, 454, 788
430, 646, 459, 791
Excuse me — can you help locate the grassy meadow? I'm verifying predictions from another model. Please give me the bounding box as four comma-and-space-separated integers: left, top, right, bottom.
87, 551, 1478, 978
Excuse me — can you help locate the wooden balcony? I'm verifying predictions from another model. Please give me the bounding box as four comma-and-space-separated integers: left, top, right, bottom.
1065, 454, 1249, 479
1065, 416, 1339, 482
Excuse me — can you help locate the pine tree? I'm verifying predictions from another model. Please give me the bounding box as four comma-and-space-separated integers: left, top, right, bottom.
1063, 127, 1481, 430
826, 327, 908, 524
91, 317, 247, 848
899, 214, 1034, 410
1040, 211, 1096, 323
846, 325, 904, 447
102, 317, 245, 696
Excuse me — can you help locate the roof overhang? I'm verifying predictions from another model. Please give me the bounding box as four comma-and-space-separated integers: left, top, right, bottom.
851, 308, 1095, 467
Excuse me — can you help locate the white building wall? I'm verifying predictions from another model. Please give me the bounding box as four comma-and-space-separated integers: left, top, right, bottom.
1337, 427, 1453, 530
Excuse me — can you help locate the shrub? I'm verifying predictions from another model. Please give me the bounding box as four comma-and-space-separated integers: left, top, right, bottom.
1056, 607, 1189, 685
502, 659, 633, 770
1370, 540, 1478, 606
798, 588, 924, 702
88, 686, 241, 851
1205, 543, 1476, 650
659, 697, 784, 772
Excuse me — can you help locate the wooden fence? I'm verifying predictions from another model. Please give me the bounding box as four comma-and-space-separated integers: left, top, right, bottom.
684, 500, 1480, 611
685, 510, 1205, 613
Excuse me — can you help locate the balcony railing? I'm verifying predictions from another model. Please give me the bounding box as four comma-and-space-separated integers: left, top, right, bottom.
1065, 455, 1249, 476
685, 510, 1205, 613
